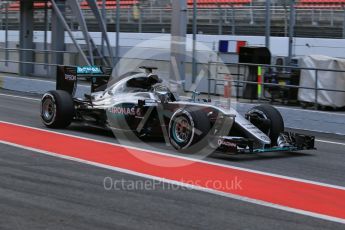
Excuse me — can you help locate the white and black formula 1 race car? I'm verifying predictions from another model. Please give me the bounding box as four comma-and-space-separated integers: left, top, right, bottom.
40, 65, 315, 154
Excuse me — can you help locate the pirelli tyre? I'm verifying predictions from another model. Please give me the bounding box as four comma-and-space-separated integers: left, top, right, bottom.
41, 90, 75, 128
168, 108, 211, 153
246, 105, 284, 146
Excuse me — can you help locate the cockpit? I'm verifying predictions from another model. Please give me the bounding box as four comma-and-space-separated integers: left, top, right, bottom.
107, 72, 162, 94
90, 66, 176, 105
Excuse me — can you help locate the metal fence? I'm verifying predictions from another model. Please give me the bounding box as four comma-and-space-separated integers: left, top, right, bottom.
0, 46, 84, 79
207, 62, 345, 110
2, 47, 345, 111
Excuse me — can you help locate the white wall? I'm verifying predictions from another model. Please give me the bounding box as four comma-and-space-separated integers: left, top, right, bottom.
1, 31, 345, 59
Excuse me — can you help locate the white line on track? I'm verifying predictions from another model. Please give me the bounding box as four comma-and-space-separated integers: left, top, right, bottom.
238, 102, 345, 116
0, 93, 41, 101
1, 75, 55, 83
0, 138, 345, 225
316, 139, 345, 146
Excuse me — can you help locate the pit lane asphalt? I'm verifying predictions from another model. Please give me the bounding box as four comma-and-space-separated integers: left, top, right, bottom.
0, 90, 344, 230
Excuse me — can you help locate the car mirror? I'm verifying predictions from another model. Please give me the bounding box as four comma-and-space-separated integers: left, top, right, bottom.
156, 91, 170, 103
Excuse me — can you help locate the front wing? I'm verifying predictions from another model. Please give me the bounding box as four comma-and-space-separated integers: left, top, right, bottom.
217, 132, 315, 154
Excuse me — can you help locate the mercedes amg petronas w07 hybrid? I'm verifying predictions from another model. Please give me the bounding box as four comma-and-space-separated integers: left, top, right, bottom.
40, 65, 315, 154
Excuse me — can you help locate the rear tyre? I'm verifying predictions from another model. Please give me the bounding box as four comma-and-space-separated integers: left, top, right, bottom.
41, 90, 75, 128
169, 108, 211, 153
247, 105, 284, 146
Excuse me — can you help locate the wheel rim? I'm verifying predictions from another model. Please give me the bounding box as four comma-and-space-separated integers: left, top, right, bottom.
172, 116, 192, 143
42, 97, 56, 122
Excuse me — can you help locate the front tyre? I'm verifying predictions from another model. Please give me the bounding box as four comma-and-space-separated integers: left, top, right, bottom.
169, 108, 211, 153
41, 90, 75, 128
246, 105, 284, 146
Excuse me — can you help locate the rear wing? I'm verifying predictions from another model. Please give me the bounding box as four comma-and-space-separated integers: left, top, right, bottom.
56, 65, 112, 96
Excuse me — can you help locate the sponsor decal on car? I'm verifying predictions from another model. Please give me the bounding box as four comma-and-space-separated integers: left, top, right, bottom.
218, 139, 237, 148
108, 106, 141, 116
77, 66, 103, 74
64, 74, 76, 81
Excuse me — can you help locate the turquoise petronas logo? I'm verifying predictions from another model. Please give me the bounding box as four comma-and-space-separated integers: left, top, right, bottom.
77, 66, 102, 74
